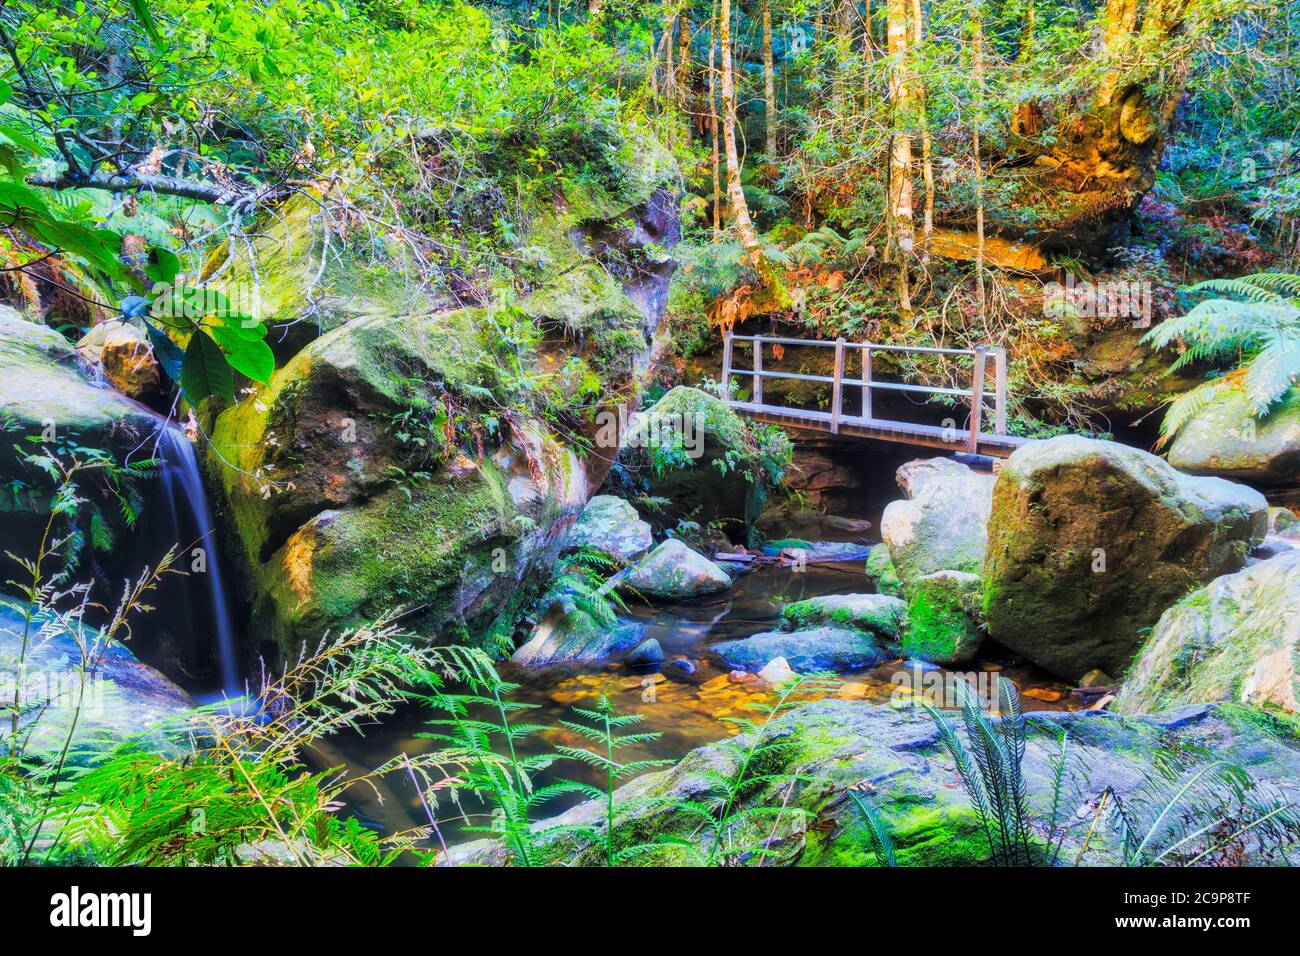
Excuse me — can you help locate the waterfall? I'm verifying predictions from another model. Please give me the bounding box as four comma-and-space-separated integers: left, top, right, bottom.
155, 428, 242, 697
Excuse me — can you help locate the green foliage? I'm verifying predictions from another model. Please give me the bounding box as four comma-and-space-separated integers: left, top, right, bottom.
1144, 272, 1300, 440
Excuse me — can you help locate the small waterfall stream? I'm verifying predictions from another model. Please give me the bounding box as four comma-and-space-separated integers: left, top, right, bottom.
154, 428, 242, 697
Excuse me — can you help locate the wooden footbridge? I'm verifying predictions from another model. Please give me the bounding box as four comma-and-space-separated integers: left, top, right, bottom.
721, 333, 1028, 458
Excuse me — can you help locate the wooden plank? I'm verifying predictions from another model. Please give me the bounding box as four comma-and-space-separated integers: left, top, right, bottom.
753, 335, 763, 406
721, 331, 733, 400
862, 346, 872, 420
830, 337, 845, 434
968, 346, 987, 453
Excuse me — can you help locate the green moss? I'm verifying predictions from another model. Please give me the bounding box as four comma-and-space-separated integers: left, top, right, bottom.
866, 543, 903, 597
1216, 703, 1300, 744
902, 572, 983, 664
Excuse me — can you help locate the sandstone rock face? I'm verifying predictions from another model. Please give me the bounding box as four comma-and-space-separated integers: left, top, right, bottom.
618, 539, 731, 601
880, 457, 995, 588
76, 320, 161, 400
1116, 551, 1300, 715
984, 436, 1269, 680
1168, 388, 1300, 486
565, 495, 652, 563
780, 593, 906, 640
1, 600, 192, 761
902, 570, 985, 665
711, 627, 888, 674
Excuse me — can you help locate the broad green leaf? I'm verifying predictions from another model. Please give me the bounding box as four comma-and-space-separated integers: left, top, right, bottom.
143, 321, 185, 384
209, 323, 275, 383
181, 329, 235, 405
145, 247, 181, 286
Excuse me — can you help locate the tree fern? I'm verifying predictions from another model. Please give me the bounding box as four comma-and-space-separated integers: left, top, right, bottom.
1144, 272, 1300, 442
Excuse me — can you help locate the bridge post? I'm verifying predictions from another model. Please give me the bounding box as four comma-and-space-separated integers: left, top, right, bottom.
969, 346, 987, 453
753, 335, 763, 406
721, 331, 733, 402
831, 337, 845, 434
861, 345, 873, 420
993, 348, 1007, 435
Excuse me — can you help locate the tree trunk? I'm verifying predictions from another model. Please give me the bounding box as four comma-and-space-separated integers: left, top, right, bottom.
886, 0, 914, 280
762, 0, 778, 160
910, 0, 934, 257
709, 0, 722, 241
720, 0, 761, 255
972, 0, 987, 319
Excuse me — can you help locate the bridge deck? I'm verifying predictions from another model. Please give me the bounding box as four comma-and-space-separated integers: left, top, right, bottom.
730, 401, 1028, 458
721, 333, 1025, 458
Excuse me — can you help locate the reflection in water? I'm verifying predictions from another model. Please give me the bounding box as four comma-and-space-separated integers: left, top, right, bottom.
323, 560, 1078, 846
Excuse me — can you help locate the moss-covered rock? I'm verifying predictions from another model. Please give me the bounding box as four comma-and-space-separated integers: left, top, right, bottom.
509, 603, 646, 667
984, 436, 1269, 680
902, 570, 985, 664
1168, 388, 1300, 486
621, 385, 792, 535
1116, 551, 1300, 715
865, 542, 903, 596
711, 626, 889, 673
879, 457, 995, 589
781, 593, 906, 639
564, 495, 652, 564
617, 538, 731, 601
451, 699, 1300, 867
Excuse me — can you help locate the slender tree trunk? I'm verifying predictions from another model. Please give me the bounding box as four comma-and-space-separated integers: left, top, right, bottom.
762, 0, 778, 160
663, 6, 677, 106
709, 0, 722, 241
886, 0, 913, 309
910, 0, 933, 257
972, 0, 987, 319
721, 0, 761, 255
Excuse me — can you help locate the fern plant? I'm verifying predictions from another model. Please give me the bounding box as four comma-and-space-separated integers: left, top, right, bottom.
1143, 272, 1300, 442
550, 695, 671, 865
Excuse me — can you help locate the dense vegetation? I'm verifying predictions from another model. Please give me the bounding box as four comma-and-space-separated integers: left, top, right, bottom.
1, 0, 1298, 871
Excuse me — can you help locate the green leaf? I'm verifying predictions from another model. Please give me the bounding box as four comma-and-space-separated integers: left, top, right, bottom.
127, 0, 161, 44
145, 247, 181, 286
181, 329, 234, 405
209, 323, 275, 383
143, 321, 185, 384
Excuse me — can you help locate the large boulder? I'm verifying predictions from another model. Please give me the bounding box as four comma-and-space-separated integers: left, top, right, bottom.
711, 626, 888, 674
1168, 388, 1300, 486
865, 543, 903, 596
617, 539, 731, 601
1116, 551, 1300, 715
984, 436, 1269, 680
620, 386, 792, 535
1, 600, 193, 760
879, 457, 995, 588
901, 570, 985, 665
565, 495, 653, 563
453, 699, 1300, 867
780, 593, 906, 640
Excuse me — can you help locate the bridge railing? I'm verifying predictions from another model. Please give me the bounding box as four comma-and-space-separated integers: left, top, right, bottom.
720, 332, 1008, 451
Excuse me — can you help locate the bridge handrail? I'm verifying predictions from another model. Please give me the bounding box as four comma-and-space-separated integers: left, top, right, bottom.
720, 331, 1008, 451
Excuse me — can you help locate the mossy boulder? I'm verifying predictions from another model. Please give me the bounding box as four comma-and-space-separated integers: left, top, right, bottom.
452, 699, 1300, 866
1, 599, 192, 761
510, 603, 645, 667
902, 570, 985, 665
565, 495, 652, 563
865, 542, 903, 596
781, 593, 906, 640
621, 385, 792, 534
879, 457, 995, 589
1116, 551, 1300, 715
208, 307, 592, 654
711, 626, 889, 673
1168, 388, 1300, 486
984, 436, 1269, 680
618, 539, 731, 601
